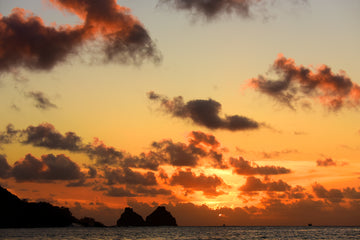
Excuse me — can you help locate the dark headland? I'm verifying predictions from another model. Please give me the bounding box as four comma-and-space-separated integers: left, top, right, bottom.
0, 186, 104, 228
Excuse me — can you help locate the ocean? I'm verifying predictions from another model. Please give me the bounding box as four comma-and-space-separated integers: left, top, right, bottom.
0, 226, 359, 239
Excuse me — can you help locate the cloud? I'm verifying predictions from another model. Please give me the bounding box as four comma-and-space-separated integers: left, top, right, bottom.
150, 131, 227, 168
158, 0, 307, 21
103, 167, 157, 186
0, 124, 19, 145
239, 176, 291, 194
1, 123, 228, 169
158, 0, 254, 20
261, 149, 298, 159
148, 91, 260, 131
229, 157, 291, 175
84, 139, 124, 166
188, 131, 220, 147
170, 169, 226, 196
0, 155, 11, 178
245, 54, 360, 111
105, 187, 137, 197
25, 91, 57, 110
312, 183, 344, 203
0, 0, 160, 74
316, 158, 337, 167
22, 123, 82, 151
104, 185, 172, 197
11, 153, 83, 182
312, 183, 360, 203
132, 186, 172, 197
342, 187, 360, 200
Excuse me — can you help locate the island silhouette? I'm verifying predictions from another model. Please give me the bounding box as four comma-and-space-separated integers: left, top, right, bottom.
0, 186, 177, 228
117, 206, 177, 227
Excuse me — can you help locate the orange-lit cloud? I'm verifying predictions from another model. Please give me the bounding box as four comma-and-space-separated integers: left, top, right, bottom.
0, 123, 227, 169
312, 183, 360, 203
103, 167, 157, 186
239, 176, 291, 193
246, 54, 360, 111
316, 158, 337, 167
170, 168, 226, 197
2, 153, 84, 182
148, 91, 260, 131
229, 157, 291, 175
0, 0, 160, 74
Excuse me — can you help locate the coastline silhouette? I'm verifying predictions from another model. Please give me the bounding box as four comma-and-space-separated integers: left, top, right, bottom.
0, 186, 177, 228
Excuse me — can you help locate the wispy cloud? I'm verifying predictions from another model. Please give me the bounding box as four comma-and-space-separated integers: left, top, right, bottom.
158, 0, 307, 21
25, 91, 57, 110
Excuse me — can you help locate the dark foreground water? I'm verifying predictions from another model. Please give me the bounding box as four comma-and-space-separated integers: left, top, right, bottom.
0, 226, 359, 240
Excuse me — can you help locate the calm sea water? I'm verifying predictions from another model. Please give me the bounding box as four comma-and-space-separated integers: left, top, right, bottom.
0, 226, 359, 240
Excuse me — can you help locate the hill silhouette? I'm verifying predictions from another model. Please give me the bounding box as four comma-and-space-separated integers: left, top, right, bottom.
0, 186, 104, 228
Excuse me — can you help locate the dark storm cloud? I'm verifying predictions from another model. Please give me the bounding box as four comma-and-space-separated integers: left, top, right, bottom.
170, 169, 226, 196
246, 54, 360, 111
316, 158, 337, 167
104, 167, 157, 186
148, 91, 260, 131
11, 153, 83, 182
229, 157, 291, 175
25, 91, 57, 110
0, 0, 160, 74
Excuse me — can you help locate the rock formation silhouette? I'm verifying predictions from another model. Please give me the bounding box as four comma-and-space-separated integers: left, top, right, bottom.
117, 207, 145, 226
145, 206, 177, 226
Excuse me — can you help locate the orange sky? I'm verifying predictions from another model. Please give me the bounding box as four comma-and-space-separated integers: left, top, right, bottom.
0, 0, 360, 226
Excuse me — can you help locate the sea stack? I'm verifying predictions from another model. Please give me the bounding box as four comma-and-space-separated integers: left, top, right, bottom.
145, 206, 177, 226
117, 207, 145, 226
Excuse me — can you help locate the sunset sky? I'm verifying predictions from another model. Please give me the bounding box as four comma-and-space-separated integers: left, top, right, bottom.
1, 0, 360, 226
